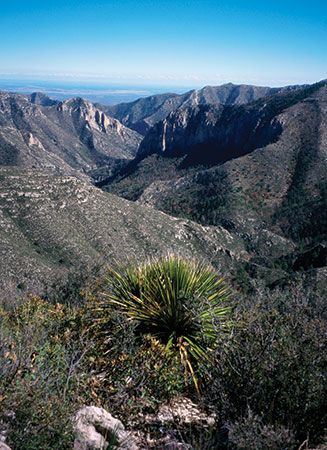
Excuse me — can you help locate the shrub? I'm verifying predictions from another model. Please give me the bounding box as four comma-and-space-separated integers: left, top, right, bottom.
0, 297, 92, 450
206, 285, 327, 445
89, 255, 231, 393
227, 410, 296, 450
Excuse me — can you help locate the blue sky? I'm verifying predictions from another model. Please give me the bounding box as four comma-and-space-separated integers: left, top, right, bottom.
0, 0, 326, 87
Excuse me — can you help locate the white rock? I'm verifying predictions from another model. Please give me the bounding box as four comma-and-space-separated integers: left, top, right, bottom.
73, 406, 137, 450
146, 396, 216, 427
0, 443, 12, 450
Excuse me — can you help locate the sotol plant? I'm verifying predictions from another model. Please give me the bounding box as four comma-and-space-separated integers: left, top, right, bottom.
92, 255, 231, 391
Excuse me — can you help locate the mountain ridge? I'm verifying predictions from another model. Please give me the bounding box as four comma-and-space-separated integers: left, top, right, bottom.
0, 91, 142, 180
102, 82, 305, 134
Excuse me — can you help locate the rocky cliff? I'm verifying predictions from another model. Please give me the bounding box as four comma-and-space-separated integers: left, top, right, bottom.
0, 92, 142, 180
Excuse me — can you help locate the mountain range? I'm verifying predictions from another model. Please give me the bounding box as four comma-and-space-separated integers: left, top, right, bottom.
0, 80, 326, 298
103, 80, 327, 242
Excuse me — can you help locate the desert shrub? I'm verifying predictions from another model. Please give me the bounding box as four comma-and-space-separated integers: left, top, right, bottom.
206, 285, 327, 445
227, 410, 296, 450
86, 331, 188, 422
44, 264, 102, 306
0, 296, 92, 450
2, 266, 325, 449
88, 256, 231, 394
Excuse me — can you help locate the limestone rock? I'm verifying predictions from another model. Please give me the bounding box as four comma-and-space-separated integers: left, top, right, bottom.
147, 397, 216, 427
73, 406, 137, 450
0, 91, 142, 179
0, 443, 12, 450
104, 83, 298, 135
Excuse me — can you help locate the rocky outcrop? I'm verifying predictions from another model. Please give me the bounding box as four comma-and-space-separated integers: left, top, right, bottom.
137, 81, 327, 165
73, 406, 137, 450
0, 443, 12, 450
146, 397, 216, 427
0, 91, 142, 180
127, 397, 217, 449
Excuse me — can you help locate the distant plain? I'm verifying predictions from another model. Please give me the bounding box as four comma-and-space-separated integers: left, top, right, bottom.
0, 78, 192, 104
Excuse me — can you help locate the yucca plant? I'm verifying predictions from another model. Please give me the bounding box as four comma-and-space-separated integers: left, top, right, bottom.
93, 255, 231, 392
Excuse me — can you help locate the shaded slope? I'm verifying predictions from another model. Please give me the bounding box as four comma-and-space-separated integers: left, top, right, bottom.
102, 81, 327, 245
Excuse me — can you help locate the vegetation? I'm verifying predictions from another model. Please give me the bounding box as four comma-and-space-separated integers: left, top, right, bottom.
0, 297, 90, 449
206, 285, 327, 447
159, 167, 238, 228
89, 256, 231, 392
0, 258, 326, 449
103, 154, 190, 201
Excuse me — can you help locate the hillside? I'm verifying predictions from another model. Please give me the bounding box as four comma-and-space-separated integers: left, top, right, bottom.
0, 92, 142, 180
0, 167, 247, 298
1, 81, 326, 297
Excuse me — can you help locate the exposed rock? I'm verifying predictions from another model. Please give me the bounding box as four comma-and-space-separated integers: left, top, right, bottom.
0, 91, 142, 180
29, 92, 57, 106
73, 406, 137, 450
146, 397, 216, 427
136, 81, 326, 166
0, 443, 12, 450
104, 81, 327, 247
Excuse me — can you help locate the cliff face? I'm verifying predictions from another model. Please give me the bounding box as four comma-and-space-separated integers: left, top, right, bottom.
0, 92, 142, 179
137, 103, 282, 165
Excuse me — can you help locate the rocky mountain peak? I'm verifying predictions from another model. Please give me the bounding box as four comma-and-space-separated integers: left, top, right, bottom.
102, 82, 303, 135
59, 97, 127, 136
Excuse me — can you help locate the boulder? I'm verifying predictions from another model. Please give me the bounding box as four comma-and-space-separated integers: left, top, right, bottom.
73, 406, 137, 450
0, 444, 12, 450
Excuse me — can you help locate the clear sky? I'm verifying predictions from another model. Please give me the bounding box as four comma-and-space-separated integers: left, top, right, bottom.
0, 0, 326, 87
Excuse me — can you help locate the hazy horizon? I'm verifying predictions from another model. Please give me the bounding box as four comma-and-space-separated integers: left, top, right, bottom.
0, 77, 198, 105
1, 75, 326, 106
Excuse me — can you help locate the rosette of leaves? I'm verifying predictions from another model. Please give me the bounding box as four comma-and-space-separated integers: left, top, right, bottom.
92, 255, 231, 391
